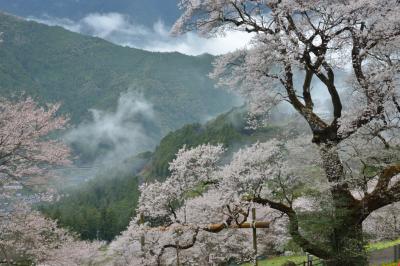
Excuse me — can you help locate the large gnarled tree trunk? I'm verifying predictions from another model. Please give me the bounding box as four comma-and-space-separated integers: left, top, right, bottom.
320, 145, 367, 266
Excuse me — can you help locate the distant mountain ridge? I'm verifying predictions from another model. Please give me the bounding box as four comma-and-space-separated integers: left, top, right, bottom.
0, 12, 237, 136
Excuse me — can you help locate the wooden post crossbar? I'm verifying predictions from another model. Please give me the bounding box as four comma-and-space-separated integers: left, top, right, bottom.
205, 221, 269, 233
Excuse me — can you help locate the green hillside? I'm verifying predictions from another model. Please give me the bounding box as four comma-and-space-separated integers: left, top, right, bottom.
0, 12, 236, 134
41, 172, 140, 242
144, 107, 281, 179
38, 152, 152, 241
40, 108, 283, 241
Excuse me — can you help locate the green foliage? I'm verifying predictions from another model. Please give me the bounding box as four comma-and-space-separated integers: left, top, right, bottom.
0, 12, 235, 134
242, 256, 306, 266
39, 169, 141, 242
283, 240, 303, 254
146, 122, 242, 178
145, 107, 280, 179
367, 239, 400, 251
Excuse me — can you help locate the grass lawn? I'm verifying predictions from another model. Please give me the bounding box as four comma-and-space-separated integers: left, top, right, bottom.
367, 239, 400, 251
243, 238, 400, 266
243, 255, 306, 266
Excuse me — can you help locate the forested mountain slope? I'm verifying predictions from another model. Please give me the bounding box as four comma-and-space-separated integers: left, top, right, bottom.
0, 12, 236, 134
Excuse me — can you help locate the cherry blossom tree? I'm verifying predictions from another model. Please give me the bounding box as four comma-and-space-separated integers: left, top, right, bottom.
170, 1, 400, 265
0, 97, 71, 187
111, 142, 297, 265
0, 204, 104, 265
0, 98, 104, 265
111, 192, 286, 266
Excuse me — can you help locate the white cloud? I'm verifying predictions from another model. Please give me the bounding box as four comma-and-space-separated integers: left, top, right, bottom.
144, 20, 253, 55
65, 91, 158, 166
29, 16, 82, 32
81, 12, 149, 38
28, 13, 253, 56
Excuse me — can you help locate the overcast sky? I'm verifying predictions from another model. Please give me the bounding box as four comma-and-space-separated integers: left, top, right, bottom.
29, 12, 252, 56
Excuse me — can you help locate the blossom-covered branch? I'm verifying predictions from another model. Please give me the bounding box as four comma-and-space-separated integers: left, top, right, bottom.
0, 97, 71, 186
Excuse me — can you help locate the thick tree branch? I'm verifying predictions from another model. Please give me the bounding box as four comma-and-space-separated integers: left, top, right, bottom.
251, 196, 332, 259
300, 37, 343, 127
351, 31, 370, 101
393, 95, 400, 113
282, 63, 328, 133
320, 62, 342, 122
303, 67, 314, 110
157, 227, 200, 266
362, 163, 400, 218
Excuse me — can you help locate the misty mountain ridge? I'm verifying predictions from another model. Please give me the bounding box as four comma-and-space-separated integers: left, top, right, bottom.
0, 11, 238, 164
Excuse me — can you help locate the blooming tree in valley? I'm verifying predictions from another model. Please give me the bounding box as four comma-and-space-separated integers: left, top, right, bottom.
112, 142, 301, 265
